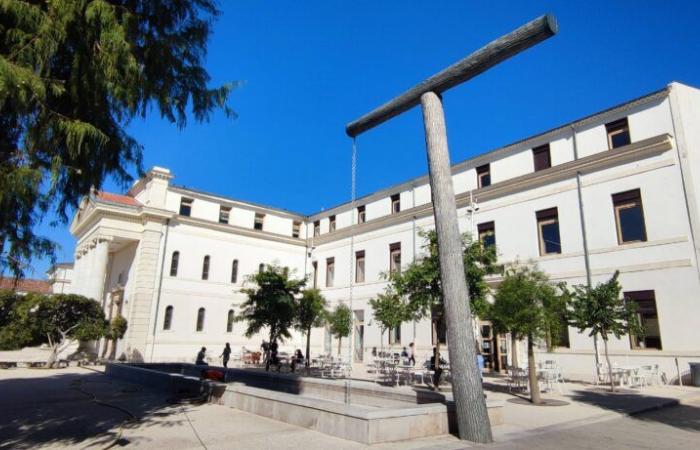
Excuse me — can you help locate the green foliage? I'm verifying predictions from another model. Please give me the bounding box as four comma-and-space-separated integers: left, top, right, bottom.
107, 314, 128, 341
0, 289, 43, 350
327, 303, 352, 341
294, 288, 327, 333
490, 264, 565, 341
31, 294, 108, 344
237, 265, 306, 344
568, 271, 642, 343
388, 229, 500, 328
0, 0, 236, 276
369, 289, 411, 341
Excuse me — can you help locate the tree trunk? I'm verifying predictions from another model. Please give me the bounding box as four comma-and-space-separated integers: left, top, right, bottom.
593, 332, 601, 382
47, 345, 59, 369
510, 334, 519, 368
603, 338, 615, 392
337, 337, 342, 357
108, 338, 117, 360
527, 335, 542, 404
305, 326, 311, 368
421, 91, 492, 442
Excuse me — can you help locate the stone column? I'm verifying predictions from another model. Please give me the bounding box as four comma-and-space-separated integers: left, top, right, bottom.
84, 239, 109, 303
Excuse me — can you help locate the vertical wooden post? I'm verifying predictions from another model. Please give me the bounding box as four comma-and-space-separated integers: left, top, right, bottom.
420, 91, 493, 443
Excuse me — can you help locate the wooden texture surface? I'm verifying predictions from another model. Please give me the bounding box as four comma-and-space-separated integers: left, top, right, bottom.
346, 14, 557, 137
420, 91, 493, 443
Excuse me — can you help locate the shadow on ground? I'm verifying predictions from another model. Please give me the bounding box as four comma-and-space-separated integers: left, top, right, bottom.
568, 388, 700, 432
0, 369, 197, 449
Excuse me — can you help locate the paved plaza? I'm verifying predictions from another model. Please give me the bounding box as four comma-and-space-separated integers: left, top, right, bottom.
0, 366, 699, 449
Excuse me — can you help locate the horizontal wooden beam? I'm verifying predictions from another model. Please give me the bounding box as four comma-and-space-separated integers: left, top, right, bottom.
346, 14, 558, 137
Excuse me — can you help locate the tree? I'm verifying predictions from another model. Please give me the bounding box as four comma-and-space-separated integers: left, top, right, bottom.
369, 290, 410, 350
388, 230, 499, 384
327, 304, 352, 357
237, 265, 306, 371
102, 314, 128, 360
0, 289, 43, 350
294, 288, 327, 368
20, 294, 108, 368
491, 265, 566, 404
0, 1, 236, 277
568, 271, 641, 392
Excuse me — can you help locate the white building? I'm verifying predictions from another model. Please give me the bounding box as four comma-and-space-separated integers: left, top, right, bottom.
63, 82, 700, 381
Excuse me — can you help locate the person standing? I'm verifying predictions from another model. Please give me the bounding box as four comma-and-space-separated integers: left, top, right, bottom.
408, 342, 416, 366
220, 343, 232, 368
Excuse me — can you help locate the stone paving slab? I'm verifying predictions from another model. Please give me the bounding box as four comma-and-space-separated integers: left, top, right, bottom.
1, 366, 698, 449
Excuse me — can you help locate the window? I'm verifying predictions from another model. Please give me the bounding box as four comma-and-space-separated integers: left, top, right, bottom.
202, 255, 210, 280
196, 307, 206, 332
388, 326, 401, 345
226, 309, 235, 333
179, 197, 193, 216
258, 263, 265, 274
355, 250, 365, 283
537, 208, 561, 255
533, 144, 551, 172
477, 164, 491, 188
626, 290, 662, 350
606, 117, 631, 149
219, 206, 231, 224
254, 213, 265, 231
292, 221, 301, 238
329, 215, 336, 232
477, 222, 496, 249
326, 257, 335, 287
389, 242, 401, 274
391, 194, 401, 214
357, 205, 366, 224
613, 189, 647, 244
312, 261, 318, 288
163, 306, 174, 330
231, 259, 239, 283
170, 251, 180, 277
313, 220, 321, 237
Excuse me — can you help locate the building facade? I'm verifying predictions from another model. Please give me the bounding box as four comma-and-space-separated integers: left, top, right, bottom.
63, 82, 700, 381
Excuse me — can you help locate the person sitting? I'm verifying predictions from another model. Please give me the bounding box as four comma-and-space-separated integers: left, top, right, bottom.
195, 347, 208, 366
401, 347, 409, 357
291, 349, 304, 372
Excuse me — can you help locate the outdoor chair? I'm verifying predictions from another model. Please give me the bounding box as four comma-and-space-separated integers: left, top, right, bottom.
508, 366, 529, 393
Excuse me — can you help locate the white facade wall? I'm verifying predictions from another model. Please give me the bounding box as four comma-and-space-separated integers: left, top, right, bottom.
64, 83, 700, 381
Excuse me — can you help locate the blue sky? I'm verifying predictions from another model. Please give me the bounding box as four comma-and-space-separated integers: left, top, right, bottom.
30, 0, 700, 277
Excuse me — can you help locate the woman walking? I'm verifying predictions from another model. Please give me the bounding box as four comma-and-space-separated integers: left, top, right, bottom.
220, 343, 232, 368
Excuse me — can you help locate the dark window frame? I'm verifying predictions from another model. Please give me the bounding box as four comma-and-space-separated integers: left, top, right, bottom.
170, 251, 180, 277
625, 290, 662, 350
326, 257, 335, 288
219, 206, 231, 224
355, 250, 365, 283
391, 194, 401, 214
533, 144, 551, 172
231, 259, 239, 283
196, 307, 206, 332
254, 213, 265, 231
226, 309, 235, 333
613, 189, 647, 244
201, 255, 210, 280
179, 197, 193, 216
606, 117, 631, 149
163, 305, 174, 330
477, 164, 491, 188
536, 208, 562, 256
389, 242, 401, 274
329, 215, 336, 232
477, 221, 496, 249
357, 205, 366, 223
